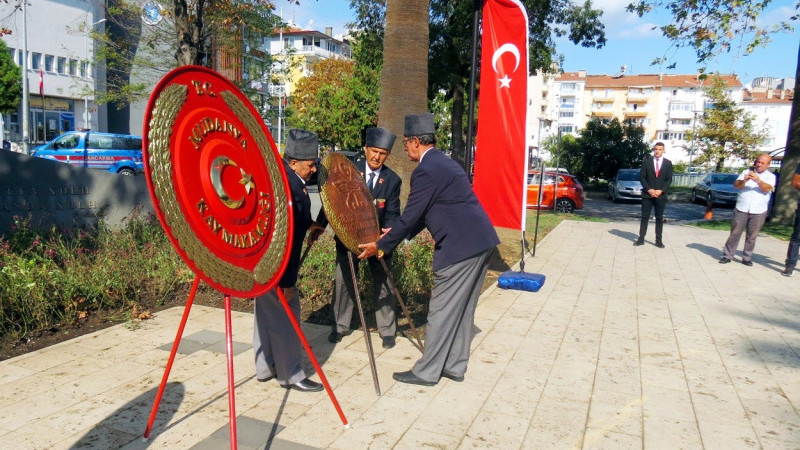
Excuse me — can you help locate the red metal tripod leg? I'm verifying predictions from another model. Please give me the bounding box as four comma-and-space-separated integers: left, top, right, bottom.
275, 289, 349, 427
143, 275, 200, 440
223, 295, 238, 450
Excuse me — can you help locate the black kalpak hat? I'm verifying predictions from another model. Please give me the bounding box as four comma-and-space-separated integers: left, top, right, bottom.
365, 127, 397, 150
284, 128, 319, 160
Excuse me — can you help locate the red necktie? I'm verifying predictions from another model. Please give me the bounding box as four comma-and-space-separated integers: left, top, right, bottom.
655, 159, 661, 177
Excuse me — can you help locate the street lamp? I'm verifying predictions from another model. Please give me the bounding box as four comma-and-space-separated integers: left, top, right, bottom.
84, 17, 106, 130
688, 111, 701, 172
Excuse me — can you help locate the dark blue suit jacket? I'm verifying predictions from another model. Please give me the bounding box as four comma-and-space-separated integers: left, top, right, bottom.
280, 160, 313, 288
316, 159, 402, 255
378, 149, 499, 271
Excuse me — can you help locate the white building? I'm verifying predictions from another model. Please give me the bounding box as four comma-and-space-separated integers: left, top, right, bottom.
740, 87, 793, 164
0, 0, 106, 151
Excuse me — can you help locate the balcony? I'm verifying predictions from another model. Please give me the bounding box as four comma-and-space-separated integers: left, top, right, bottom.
592, 96, 614, 103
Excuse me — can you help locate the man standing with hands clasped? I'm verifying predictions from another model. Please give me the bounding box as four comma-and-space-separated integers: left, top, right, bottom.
635, 142, 673, 248
357, 113, 499, 386
719, 153, 775, 266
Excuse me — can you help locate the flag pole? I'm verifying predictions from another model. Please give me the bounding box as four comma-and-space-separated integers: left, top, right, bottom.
465, 0, 482, 181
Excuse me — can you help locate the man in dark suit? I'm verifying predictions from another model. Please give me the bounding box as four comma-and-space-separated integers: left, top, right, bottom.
635, 141, 672, 248
311, 127, 402, 349
358, 113, 500, 386
252, 129, 323, 393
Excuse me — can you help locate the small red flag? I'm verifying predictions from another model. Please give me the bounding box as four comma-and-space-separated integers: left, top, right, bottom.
39, 69, 43, 96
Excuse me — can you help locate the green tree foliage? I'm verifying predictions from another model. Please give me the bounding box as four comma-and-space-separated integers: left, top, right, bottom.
427, 0, 607, 167
561, 118, 650, 181
626, 0, 799, 222
348, 0, 386, 72
94, 0, 282, 107
687, 75, 767, 171
0, 39, 21, 115
290, 58, 380, 151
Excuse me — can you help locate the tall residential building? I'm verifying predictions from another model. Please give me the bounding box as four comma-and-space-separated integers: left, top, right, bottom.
549, 71, 744, 164
740, 87, 794, 161
0, 0, 106, 150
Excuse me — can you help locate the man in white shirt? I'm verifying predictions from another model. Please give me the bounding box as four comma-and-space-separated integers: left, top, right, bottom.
719, 153, 775, 266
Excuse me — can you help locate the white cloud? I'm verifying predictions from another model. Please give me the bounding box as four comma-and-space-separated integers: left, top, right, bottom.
617, 22, 662, 40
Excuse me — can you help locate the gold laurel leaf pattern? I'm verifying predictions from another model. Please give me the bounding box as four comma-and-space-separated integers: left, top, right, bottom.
148, 84, 254, 292
221, 91, 290, 284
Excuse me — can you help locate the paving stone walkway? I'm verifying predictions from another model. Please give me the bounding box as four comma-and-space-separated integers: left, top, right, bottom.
1, 220, 798, 449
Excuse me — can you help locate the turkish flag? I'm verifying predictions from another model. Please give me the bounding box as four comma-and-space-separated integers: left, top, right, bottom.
472, 0, 529, 230
39, 69, 44, 96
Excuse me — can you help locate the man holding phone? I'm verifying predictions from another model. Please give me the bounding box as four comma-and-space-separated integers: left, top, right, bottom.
719, 153, 775, 266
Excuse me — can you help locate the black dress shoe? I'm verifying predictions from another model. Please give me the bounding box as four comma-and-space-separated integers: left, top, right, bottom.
633, 240, 644, 246
719, 257, 731, 264
381, 335, 396, 349
393, 370, 436, 386
257, 374, 276, 383
328, 329, 352, 343
742, 260, 753, 267
283, 378, 323, 392
441, 371, 464, 382
655, 242, 665, 248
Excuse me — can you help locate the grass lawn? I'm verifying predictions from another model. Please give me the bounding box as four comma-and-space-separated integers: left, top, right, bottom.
691, 219, 793, 241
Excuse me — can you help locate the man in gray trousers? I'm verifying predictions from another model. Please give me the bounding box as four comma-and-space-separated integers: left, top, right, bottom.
311, 127, 403, 349
252, 129, 323, 392
358, 113, 499, 386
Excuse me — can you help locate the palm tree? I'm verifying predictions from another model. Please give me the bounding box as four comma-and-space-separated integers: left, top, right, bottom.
378, 0, 430, 204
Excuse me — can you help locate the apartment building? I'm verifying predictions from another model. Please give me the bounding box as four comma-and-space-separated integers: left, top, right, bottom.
0, 0, 106, 150
740, 87, 793, 159
545, 70, 761, 165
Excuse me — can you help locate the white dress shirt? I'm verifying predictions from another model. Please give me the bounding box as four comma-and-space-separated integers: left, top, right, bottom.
735, 169, 776, 214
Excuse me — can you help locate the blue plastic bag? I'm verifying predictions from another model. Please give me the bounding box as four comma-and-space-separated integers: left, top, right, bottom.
497, 271, 545, 292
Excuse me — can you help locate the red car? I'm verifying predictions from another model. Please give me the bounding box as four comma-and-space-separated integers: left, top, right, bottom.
526, 171, 584, 213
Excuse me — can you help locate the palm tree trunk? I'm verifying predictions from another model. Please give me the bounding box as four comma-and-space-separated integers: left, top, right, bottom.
772, 44, 800, 224
378, 0, 429, 204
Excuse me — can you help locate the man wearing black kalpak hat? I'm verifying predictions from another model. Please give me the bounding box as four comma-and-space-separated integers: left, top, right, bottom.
358, 113, 499, 386
252, 128, 323, 392
310, 127, 403, 349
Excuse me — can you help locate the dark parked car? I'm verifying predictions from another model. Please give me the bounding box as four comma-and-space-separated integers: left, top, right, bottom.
607, 168, 642, 202
691, 173, 739, 205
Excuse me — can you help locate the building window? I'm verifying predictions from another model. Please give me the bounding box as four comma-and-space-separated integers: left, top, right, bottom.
559, 111, 574, 118
31, 52, 41, 70
670, 102, 692, 112
45, 54, 54, 72
57, 57, 67, 74
560, 82, 576, 94
69, 59, 78, 76
80, 61, 88, 78
16, 49, 23, 66
7, 47, 13, 61
559, 125, 575, 133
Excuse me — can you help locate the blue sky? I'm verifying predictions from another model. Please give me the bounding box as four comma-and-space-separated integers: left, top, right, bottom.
277, 0, 798, 85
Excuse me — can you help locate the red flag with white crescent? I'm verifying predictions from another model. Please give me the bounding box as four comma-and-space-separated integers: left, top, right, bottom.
39, 69, 44, 96
473, 0, 529, 230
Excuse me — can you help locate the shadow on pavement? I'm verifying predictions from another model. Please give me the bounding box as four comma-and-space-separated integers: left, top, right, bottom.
609, 228, 639, 242
69, 382, 184, 449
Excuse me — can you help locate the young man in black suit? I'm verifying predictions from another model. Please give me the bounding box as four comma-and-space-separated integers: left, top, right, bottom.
252, 129, 323, 393
358, 113, 500, 386
635, 142, 673, 248
311, 127, 403, 349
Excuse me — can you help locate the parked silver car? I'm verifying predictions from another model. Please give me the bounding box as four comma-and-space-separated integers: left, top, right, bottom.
608, 168, 642, 202
691, 172, 739, 205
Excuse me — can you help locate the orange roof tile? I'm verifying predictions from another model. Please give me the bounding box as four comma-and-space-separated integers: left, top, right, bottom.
555, 72, 741, 88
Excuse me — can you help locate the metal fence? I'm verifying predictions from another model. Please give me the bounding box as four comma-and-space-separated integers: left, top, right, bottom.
672, 173, 705, 187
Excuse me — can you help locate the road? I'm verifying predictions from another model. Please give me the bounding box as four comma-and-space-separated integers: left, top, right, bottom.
574, 196, 735, 223
310, 185, 736, 224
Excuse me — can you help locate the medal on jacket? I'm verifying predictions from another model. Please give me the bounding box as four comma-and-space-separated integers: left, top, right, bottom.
142, 66, 293, 297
